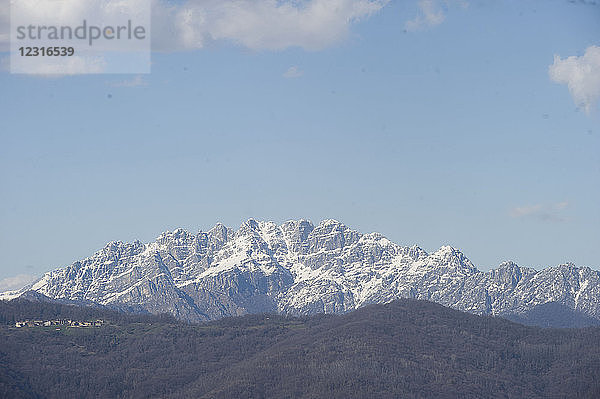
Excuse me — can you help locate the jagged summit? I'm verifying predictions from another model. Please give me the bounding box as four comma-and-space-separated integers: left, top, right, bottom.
2, 219, 599, 324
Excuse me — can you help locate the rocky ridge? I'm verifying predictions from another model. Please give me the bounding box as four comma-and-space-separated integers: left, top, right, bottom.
2, 219, 599, 323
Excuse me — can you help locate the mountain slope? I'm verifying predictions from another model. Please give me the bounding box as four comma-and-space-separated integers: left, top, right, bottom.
2, 219, 599, 324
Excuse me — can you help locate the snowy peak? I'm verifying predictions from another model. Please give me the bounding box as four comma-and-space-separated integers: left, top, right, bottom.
418, 245, 478, 276
397, 244, 428, 261
237, 218, 261, 235
156, 228, 194, 244
3, 219, 599, 325
489, 261, 524, 288
281, 219, 315, 254
306, 219, 361, 253
100, 240, 146, 258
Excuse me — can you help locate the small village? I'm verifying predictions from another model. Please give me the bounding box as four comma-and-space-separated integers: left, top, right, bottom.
15, 319, 105, 328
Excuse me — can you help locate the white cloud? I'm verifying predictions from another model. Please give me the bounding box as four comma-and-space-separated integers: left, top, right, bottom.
405, 0, 446, 32
404, 0, 467, 32
1, 0, 148, 48
109, 74, 148, 87
0, 273, 38, 292
3, 0, 148, 74
152, 0, 389, 51
1, 0, 388, 57
283, 65, 303, 78
549, 45, 600, 114
510, 201, 570, 222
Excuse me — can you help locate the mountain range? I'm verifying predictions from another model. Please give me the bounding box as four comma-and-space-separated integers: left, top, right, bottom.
2, 219, 599, 324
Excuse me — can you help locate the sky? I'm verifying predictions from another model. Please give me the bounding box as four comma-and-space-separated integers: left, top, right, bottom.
0, 0, 599, 290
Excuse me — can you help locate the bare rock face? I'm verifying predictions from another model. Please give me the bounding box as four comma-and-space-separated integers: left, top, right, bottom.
4, 219, 599, 324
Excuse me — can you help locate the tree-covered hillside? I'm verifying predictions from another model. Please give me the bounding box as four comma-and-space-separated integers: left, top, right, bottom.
1, 298, 599, 398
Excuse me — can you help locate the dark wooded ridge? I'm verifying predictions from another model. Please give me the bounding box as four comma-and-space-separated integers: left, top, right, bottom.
1, 298, 599, 398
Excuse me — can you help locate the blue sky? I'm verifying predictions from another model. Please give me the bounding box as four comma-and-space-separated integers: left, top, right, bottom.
1, 0, 599, 288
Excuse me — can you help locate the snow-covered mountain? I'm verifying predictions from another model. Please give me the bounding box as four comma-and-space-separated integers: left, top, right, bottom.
2, 219, 599, 323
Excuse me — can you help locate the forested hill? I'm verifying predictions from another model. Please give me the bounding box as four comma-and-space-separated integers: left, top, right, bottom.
1, 298, 600, 399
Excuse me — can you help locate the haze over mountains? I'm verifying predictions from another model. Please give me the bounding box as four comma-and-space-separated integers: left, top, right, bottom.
2, 219, 599, 325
